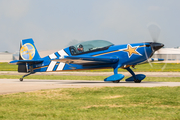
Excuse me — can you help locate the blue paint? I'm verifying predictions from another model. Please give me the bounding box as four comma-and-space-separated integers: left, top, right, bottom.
55, 52, 60, 58
104, 74, 124, 81
126, 74, 146, 81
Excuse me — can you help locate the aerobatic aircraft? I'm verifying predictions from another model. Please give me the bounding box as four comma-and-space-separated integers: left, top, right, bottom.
9, 38, 164, 83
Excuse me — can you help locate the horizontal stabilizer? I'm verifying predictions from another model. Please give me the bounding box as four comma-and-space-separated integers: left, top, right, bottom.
52, 55, 119, 65
150, 58, 164, 61
139, 58, 164, 65
9, 59, 43, 65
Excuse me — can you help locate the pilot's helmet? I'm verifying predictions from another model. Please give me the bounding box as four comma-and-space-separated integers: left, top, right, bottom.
77, 44, 83, 48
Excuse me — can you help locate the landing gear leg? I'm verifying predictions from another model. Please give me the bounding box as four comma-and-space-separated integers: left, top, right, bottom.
125, 67, 141, 83
20, 72, 34, 81
112, 65, 120, 83
104, 64, 124, 83
19, 65, 35, 82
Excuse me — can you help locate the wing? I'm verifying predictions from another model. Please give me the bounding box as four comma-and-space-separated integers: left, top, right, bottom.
9, 59, 43, 65
52, 55, 119, 65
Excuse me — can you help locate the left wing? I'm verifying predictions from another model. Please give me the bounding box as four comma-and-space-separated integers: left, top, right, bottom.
9, 59, 44, 65
52, 55, 119, 65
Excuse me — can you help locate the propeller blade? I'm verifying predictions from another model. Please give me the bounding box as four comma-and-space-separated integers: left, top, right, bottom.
147, 24, 161, 42
143, 42, 153, 67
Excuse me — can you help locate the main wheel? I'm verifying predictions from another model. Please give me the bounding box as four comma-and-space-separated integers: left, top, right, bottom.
20, 78, 23, 81
134, 79, 141, 83
112, 80, 120, 83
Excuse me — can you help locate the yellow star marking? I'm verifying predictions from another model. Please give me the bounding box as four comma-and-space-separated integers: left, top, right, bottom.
122, 44, 141, 58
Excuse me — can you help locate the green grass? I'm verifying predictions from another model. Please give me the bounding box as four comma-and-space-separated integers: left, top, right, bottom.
0, 62, 18, 71
2, 62, 180, 72
0, 87, 180, 119
89, 63, 180, 72
0, 75, 180, 82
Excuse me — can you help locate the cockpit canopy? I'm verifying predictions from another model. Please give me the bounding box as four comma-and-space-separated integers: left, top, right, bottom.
69, 40, 114, 55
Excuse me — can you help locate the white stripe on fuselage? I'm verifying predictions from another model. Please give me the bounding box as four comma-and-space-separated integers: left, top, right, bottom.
56, 49, 68, 71
49, 53, 57, 59
47, 49, 69, 71
47, 61, 57, 71
58, 49, 68, 58
56, 62, 65, 70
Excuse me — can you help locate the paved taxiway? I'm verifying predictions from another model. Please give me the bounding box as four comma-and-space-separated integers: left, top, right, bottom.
1, 79, 180, 94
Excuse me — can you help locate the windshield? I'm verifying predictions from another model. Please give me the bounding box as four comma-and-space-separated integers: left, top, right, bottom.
69, 40, 114, 55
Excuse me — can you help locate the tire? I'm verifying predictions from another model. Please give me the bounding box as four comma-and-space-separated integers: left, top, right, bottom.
134, 80, 141, 83
20, 78, 23, 81
112, 80, 120, 83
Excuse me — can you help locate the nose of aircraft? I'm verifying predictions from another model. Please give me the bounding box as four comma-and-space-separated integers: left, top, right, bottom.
150, 42, 164, 51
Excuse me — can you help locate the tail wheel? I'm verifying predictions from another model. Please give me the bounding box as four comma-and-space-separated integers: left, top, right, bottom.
20, 78, 23, 81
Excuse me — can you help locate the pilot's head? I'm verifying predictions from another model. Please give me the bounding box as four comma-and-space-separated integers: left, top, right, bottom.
77, 44, 84, 52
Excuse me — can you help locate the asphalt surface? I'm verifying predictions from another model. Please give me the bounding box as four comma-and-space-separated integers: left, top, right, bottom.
1, 79, 180, 95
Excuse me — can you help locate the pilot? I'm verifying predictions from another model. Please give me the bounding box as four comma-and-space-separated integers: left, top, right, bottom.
77, 44, 84, 53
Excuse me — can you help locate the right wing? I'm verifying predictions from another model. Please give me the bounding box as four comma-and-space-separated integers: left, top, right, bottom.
52, 55, 119, 65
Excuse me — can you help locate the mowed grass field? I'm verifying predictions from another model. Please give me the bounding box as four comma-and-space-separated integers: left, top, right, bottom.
0, 87, 180, 120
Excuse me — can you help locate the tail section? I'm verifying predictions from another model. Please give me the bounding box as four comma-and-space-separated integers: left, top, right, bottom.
17, 38, 42, 72
19, 38, 41, 60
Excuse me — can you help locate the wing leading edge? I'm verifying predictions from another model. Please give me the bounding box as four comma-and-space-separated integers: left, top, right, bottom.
9, 59, 43, 65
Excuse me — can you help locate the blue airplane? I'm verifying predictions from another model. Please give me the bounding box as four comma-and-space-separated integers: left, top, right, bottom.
9, 38, 164, 83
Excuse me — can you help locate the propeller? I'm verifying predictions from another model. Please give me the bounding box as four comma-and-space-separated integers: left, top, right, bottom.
145, 23, 167, 70
142, 23, 163, 69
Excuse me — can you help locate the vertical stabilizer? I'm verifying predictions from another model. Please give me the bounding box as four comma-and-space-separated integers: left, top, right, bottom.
18, 38, 41, 72
19, 38, 41, 60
